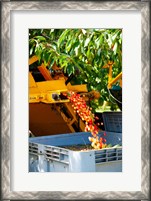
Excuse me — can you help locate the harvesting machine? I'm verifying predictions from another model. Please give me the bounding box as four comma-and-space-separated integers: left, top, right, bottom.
29, 56, 122, 137
29, 56, 93, 136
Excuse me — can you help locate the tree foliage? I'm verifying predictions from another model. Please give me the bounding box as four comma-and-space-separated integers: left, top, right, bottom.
29, 29, 122, 111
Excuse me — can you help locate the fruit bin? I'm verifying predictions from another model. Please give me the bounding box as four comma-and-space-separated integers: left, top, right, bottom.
29, 131, 122, 172
102, 112, 122, 133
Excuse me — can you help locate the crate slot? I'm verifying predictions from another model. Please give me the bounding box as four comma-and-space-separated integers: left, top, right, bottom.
45, 151, 60, 159
95, 148, 122, 163
95, 158, 107, 163
45, 146, 69, 163
45, 146, 69, 155
45, 157, 69, 164
107, 156, 118, 161
29, 143, 38, 155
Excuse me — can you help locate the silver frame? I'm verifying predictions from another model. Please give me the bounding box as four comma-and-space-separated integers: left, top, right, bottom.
1, 1, 150, 200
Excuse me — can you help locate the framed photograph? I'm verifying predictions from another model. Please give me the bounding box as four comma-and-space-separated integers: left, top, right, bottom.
1, 0, 150, 200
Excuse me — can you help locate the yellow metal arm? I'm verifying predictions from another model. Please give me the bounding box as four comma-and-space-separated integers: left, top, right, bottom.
108, 72, 122, 89
102, 61, 122, 89
29, 55, 38, 65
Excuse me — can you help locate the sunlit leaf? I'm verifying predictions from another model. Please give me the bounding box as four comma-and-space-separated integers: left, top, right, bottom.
58, 29, 70, 48
84, 38, 91, 47
67, 65, 75, 76
34, 36, 46, 41
113, 42, 118, 54
29, 46, 34, 55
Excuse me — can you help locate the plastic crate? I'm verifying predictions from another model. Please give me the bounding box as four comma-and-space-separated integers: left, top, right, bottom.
29, 132, 122, 172
102, 112, 122, 133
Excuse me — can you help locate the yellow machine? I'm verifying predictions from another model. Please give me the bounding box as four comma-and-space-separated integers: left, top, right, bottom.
29, 56, 89, 136
29, 56, 122, 136
29, 56, 88, 104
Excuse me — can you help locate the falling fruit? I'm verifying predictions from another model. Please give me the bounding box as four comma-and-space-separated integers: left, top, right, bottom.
65, 91, 107, 150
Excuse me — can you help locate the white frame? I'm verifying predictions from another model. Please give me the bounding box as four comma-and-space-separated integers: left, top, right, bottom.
1, 1, 150, 200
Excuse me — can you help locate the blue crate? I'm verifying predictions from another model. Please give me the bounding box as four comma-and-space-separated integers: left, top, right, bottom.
29, 132, 122, 172
102, 112, 122, 133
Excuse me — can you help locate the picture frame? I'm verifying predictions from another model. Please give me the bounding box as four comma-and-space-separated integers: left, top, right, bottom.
1, 0, 150, 200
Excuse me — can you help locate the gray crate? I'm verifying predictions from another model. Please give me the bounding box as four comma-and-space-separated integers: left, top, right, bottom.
102, 112, 122, 133
29, 132, 122, 172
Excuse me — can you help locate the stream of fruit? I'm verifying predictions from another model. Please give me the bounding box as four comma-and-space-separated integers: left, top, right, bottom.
64, 91, 109, 150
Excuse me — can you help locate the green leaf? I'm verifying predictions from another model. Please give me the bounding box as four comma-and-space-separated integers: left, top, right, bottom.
44, 52, 50, 63
95, 77, 101, 83
86, 48, 91, 59
66, 41, 72, 52
34, 36, 46, 41
48, 58, 55, 69
29, 46, 34, 55
84, 38, 91, 47
81, 29, 86, 35
67, 65, 75, 76
113, 42, 118, 54
112, 30, 120, 43
95, 38, 100, 49
97, 49, 101, 56
58, 29, 70, 48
